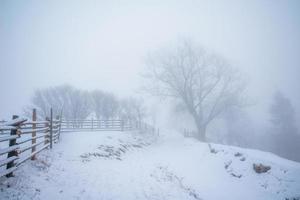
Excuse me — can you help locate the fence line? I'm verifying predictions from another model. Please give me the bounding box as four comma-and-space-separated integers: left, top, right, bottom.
61, 119, 139, 132
0, 109, 158, 179
61, 119, 157, 135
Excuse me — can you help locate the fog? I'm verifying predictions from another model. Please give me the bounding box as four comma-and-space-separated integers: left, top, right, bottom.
1, 0, 299, 119
1, 1, 300, 199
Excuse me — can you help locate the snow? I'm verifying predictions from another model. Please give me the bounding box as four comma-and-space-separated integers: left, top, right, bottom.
0, 130, 300, 200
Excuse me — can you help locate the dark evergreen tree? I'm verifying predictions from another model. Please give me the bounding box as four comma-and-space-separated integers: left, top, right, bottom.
270, 91, 300, 162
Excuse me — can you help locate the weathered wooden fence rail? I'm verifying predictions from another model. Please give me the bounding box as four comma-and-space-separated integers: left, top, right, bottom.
0, 109, 61, 178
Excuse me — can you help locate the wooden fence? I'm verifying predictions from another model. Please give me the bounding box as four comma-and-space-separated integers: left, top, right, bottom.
0, 108, 61, 178
60, 119, 151, 132
0, 109, 157, 179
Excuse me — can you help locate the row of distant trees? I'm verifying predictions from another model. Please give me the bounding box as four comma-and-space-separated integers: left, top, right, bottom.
24, 85, 146, 124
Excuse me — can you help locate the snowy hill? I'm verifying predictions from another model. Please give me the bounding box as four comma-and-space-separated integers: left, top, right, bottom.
0, 131, 299, 200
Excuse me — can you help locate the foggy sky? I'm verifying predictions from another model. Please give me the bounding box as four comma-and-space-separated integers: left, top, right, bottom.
1, 0, 300, 120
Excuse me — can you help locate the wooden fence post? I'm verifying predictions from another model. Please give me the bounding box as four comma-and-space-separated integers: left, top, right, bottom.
6, 115, 18, 177
91, 118, 94, 131
55, 115, 60, 142
31, 109, 37, 160
45, 117, 49, 146
58, 115, 62, 140
50, 108, 53, 149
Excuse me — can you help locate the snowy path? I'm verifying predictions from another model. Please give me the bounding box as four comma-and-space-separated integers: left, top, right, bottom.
1, 131, 300, 200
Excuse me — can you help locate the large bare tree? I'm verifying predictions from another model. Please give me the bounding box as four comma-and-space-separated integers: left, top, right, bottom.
143, 40, 246, 141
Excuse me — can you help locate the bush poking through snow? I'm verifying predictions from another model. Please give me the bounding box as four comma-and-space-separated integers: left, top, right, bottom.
253, 163, 271, 173
234, 152, 243, 157
240, 157, 246, 161
230, 173, 242, 178
208, 144, 218, 154
80, 139, 150, 162
224, 160, 232, 170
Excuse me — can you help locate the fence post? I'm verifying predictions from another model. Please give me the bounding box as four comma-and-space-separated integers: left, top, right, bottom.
6, 115, 18, 177
45, 117, 49, 145
58, 115, 62, 140
55, 115, 60, 142
31, 109, 37, 160
91, 118, 94, 131
50, 108, 53, 149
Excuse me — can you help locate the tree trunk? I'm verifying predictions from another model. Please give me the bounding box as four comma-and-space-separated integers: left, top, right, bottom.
186, 102, 207, 141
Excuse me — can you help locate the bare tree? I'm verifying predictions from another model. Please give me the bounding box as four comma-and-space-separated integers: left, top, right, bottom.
143, 40, 246, 141
68, 89, 91, 120
91, 90, 105, 120
91, 90, 119, 120
119, 98, 146, 126
25, 85, 91, 120
24, 86, 67, 119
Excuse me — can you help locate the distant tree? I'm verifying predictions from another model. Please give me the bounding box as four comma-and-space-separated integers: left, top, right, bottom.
24, 89, 50, 119
91, 90, 119, 120
68, 89, 91, 120
119, 98, 146, 125
269, 91, 300, 161
90, 90, 105, 120
25, 85, 91, 120
143, 39, 246, 141
102, 93, 119, 120
24, 85, 68, 119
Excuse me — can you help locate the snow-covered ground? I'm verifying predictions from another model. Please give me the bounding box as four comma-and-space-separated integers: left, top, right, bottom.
0, 131, 300, 200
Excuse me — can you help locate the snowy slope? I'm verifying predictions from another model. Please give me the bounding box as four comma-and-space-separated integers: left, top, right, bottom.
0, 131, 299, 200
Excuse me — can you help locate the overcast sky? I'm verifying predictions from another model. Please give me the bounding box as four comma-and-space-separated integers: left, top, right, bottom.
0, 0, 300, 120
